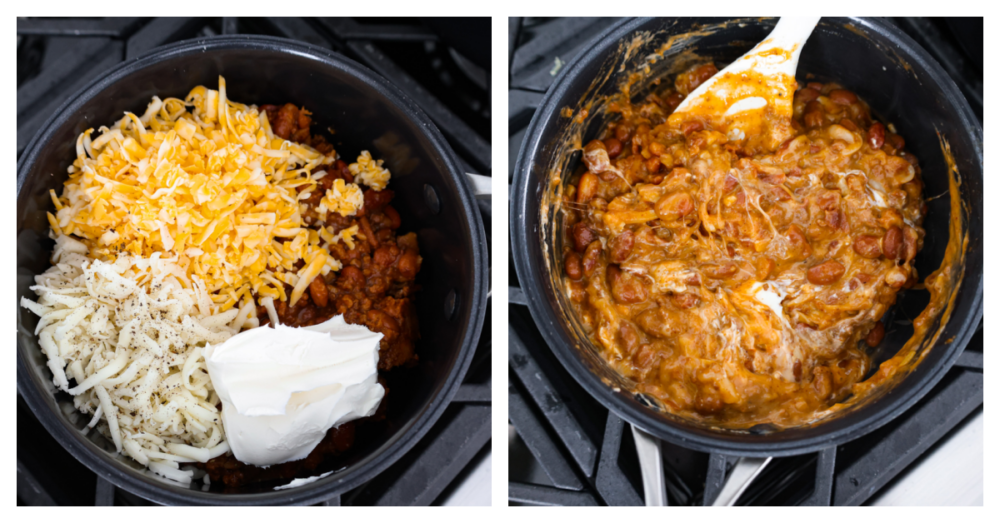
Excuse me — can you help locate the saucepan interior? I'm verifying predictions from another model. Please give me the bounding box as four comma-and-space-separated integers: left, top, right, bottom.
17, 36, 486, 503
512, 17, 982, 456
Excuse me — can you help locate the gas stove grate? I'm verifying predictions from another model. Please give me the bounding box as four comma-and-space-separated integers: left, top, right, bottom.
507, 16, 982, 506
16, 16, 491, 507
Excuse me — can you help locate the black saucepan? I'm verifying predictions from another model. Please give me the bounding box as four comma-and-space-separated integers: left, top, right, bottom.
17, 36, 488, 504
511, 17, 982, 457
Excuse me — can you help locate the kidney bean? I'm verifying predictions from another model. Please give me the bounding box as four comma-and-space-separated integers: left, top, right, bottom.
838, 118, 859, 132
867, 122, 886, 149
611, 269, 648, 304
397, 249, 421, 280
804, 111, 824, 128
382, 205, 402, 229
825, 210, 841, 229
797, 87, 820, 103
670, 292, 700, 309
618, 321, 641, 355
759, 170, 785, 185
865, 320, 886, 347
338, 265, 366, 291
366, 309, 400, 344
793, 360, 803, 381
655, 192, 694, 221
646, 157, 662, 175
813, 366, 833, 399
853, 235, 882, 258
900, 151, 920, 167
634, 346, 655, 369
883, 226, 903, 259
885, 132, 905, 151
582, 241, 602, 276
829, 89, 858, 105
755, 257, 776, 281
682, 120, 703, 135
609, 230, 635, 263
604, 137, 623, 158
807, 260, 845, 285
272, 103, 299, 139
723, 174, 739, 193
597, 169, 617, 182
665, 92, 685, 111
787, 225, 813, 259
806, 81, 825, 91
564, 252, 583, 280
694, 392, 723, 415
309, 276, 329, 308
770, 186, 792, 202
572, 222, 598, 252
615, 122, 634, 142
373, 245, 400, 269
576, 172, 599, 204
703, 262, 738, 280
606, 264, 621, 287
363, 188, 394, 214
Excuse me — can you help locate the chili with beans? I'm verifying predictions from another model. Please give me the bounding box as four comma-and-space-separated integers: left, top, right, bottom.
202, 103, 422, 487
562, 64, 925, 428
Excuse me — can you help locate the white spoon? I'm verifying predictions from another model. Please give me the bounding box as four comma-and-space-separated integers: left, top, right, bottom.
669, 16, 821, 150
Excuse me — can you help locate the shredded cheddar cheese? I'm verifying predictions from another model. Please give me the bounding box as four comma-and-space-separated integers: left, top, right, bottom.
53, 76, 344, 306
348, 150, 391, 191
318, 178, 364, 217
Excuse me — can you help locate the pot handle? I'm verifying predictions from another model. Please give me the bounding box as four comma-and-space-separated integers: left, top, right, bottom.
465, 173, 491, 199
711, 456, 772, 506
631, 424, 668, 506
466, 173, 491, 297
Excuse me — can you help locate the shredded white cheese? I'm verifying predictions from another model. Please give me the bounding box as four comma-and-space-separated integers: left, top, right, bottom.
20, 239, 238, 483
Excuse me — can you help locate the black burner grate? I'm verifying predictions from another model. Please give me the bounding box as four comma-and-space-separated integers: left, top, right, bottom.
507, 17, 982, 506
16, 16, 491, 507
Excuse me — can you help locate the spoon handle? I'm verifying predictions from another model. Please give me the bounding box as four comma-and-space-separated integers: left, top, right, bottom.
740, 16, 823, 76
675, 17, 821, 115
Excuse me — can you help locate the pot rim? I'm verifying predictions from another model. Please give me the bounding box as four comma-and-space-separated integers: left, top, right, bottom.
510, 16, 983, 457
17, 34, 488, 504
